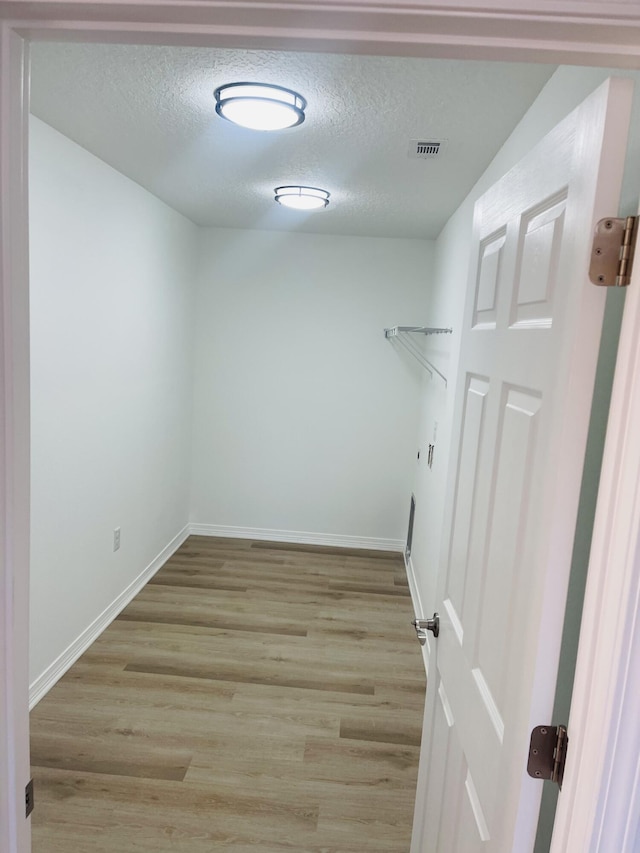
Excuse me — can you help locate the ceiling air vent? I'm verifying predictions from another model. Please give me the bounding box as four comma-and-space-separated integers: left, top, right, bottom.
409, 139, 446, 159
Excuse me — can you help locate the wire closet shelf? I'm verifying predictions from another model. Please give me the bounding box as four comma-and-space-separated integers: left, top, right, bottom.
384, 325, 453, 384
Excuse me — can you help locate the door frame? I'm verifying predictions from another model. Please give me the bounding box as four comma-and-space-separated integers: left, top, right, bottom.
2, 3, 640, 852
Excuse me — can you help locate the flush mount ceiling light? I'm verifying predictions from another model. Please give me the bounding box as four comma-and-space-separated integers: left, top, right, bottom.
274, 186, 330, 211
214, 82, 306, 131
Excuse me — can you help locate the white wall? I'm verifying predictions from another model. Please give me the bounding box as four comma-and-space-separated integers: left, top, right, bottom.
29, 117, 198, 694
190, 227, 434, 546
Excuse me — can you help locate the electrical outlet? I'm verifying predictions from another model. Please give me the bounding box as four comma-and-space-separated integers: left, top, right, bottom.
113, 527, 121, 552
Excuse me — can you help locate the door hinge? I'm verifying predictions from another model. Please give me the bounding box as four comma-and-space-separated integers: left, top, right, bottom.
590, 216, 637, 287
527, 725, 568, 790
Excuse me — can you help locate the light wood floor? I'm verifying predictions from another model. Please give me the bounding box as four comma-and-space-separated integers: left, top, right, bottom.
30, 536, 426, 852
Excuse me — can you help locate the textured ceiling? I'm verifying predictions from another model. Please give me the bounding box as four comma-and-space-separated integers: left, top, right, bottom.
30, 44, 555, 240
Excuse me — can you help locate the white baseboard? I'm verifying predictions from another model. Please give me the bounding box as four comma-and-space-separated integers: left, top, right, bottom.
29, 523, 190, 709
188, 523, 404, 553
405, 553, 423, 618
405, 553, 430, 675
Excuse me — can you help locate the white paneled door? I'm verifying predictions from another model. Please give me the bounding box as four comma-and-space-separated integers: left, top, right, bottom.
411, 78, 633, 853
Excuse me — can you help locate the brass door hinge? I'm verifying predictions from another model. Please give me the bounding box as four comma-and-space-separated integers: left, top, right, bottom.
590, 216, 637, 287
527, 725, 568, 790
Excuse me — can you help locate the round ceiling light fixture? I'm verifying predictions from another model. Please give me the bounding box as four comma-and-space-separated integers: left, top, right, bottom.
214, 82, 307, 131
274, 186, 330, 211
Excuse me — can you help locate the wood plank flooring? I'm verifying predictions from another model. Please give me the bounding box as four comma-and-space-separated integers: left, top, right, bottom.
30, 536, 426, 852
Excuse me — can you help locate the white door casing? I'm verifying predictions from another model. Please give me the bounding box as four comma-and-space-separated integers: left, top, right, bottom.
3, 6, 640, 853
0, 24, 31, 853
411, 78, 633, 852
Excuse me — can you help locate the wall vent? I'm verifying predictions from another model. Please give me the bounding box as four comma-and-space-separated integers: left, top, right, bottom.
409, 139, 446, 159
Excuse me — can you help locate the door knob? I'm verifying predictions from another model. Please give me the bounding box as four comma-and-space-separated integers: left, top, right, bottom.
412, 613, 439, 644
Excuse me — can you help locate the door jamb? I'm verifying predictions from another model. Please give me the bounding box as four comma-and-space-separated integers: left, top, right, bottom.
0, 21, 30, 853
549, 213, 640, 850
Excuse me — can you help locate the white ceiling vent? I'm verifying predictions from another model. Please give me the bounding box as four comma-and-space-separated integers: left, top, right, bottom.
409, 139, 446, 159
